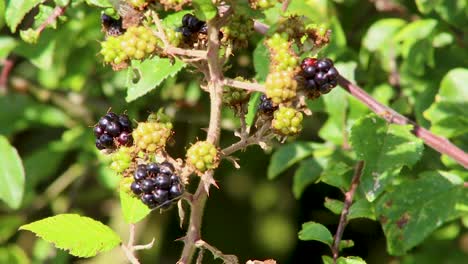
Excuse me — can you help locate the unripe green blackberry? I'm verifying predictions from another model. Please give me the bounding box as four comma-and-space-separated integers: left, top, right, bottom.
110, 146, 134, 174
272, 107, 303, 135
265, 70, 297, 104
277, 16, 306, 42
266, 33, 299, 72
186, 141, 219, 173
221, 14, 254, 48
133, 121, 173, 152
165, 28, 183, 47
121, 26, 159, 60
100, 36, 128, 64
126, 0, 148, 9
223, 86, 250, 106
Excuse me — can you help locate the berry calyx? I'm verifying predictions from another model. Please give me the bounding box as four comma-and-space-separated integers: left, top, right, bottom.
272, 106, 303, 136
186, 141, 219, 173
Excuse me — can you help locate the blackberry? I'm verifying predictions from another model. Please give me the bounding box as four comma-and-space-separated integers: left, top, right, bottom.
258, 94, 278, 115
272, 106, 303, 136
101, 14, 125, 36
186, 141, 219, 173
178, 14, 207, 39
223, 85, 250, 107
94, 112, 134, 151
300, 57, 339, 95
130, 162, 184, 209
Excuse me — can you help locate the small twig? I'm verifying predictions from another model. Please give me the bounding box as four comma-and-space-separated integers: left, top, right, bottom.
337, 75, 468, 168
195, 240, 239, 264
282, 0, 291, 12
151, 10, 170, 47
331, 161, 365, 263
253, 20, 269, 35
121, 224, 155, 264
196, 248, 205, 264
37, 5, 68, 34
223, 78, 266, 92
0, 56, 15, 94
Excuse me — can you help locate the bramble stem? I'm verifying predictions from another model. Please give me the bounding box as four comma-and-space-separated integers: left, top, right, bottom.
331, 161, 364, 263
37, 4, 68, 34
223, 78, 266, 92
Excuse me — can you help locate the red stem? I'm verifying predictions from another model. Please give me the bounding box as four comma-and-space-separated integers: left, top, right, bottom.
338, 75, 468, 168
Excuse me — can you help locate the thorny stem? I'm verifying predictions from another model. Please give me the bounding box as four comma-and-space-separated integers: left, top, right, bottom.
337, 75, 468, 168
121, 224, 155, 264
195, 240, 239, 264
178, 8, 232, 264
332, 161, 365, 263
223, 78, 266, 92
37, 5, 68, 34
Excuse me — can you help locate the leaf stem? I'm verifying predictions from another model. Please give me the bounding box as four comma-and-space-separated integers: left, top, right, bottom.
331, 161, 364, 263
37, 4, 68, 34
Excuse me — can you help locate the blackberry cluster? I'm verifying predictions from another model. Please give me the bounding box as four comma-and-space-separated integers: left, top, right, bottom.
101, 14, 125, 36
186, 141, 218, 173
100, 26, 158, 65
272, 106, 303, 136
301, 58, 339, 95
258, 94, 278, 115
179, 14, 207, 38
132, 121, 173, 152
94, 112, 133, 150
221, 14, 254, 48
130, 162, 184, 209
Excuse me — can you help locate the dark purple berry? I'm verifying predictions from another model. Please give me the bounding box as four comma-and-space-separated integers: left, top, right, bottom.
153, 189, 169, 204
316, 59, 332, 71
155, 175, 171, 190
258, 94, 278, 114
118, 114, 132, 131
319, 84, 332, 94
301, 58, 317, 70
327, 67, 338, 79
94, 126, 104, 137
199, 23, 208, 34
159, 162, 174, 175
101, 14, 113, 26
141, 193, 156, 206
105, 112, 119, 121
98, 116, 112, 129
106, 122, 121, 137
134, 168, 147, 181
180, 26, 192, 37
146, 163, 159, 175
329, 78, 338, 87
169, 184, 183, 199
182, 14, 193, 26
140, 179, 155, 193
117, 131, 132, 146
305, 79, 317, 90
99, 134, 114, 148
95, 139, 106, 150
131, 182, 143, 195
314, 72, 327, 85
170, 174, 180, 184
303, 66, 316, 78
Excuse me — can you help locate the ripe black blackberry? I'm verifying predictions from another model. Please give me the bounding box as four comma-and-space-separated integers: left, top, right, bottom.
94, 112, 133, 150
130, 162, 184, 209
101, 14, 125, 36
178, 14, 207, 37
301, 58, 339, 94
258, 94, 278, 115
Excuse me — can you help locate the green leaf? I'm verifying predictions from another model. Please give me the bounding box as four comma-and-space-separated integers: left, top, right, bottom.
394, 19, 438, 43
319, 161, 353, 190
292, 158, 324, 199
349, 199, 376, 221
192, 0, 217, 21
125, 57, 185, 102
298, 221, 333, 246
84, 0, 112, 7
0, 0, 5, 28
268, 142, 317, 179
362, 19, 406, 51
0, 37, 17, 59
162, 10, 191, 29
350, 114, 424, 201
0, 245, 29, 264
0, 136, 25, 209
434, 0, 468, 29
14, 30, 56, 70
376, 171, 468, 255
337, 256, 367, 264
253, 38, 269, 82
324, 198, 344, 215
120, 189, 151, 224
19, 214, 121, 257
424, 68, 468, 138
415, 0, 442, 14
5, 0, 46, 32
245, 92, 260, 127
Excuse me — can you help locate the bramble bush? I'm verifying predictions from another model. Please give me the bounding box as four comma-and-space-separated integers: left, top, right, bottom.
0, 0, 467, 263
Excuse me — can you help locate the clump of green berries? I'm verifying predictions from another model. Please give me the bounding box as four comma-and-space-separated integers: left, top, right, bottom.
265, 71, 297, 105
223, 86, 250, 107
100, 26, 159, 65
266, 33, 299, 72
272, 107, 303, 136
133, 121, 173, 152
110, 146, 135, 174
221, 14, 254, 48
186, 141, 219, 173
